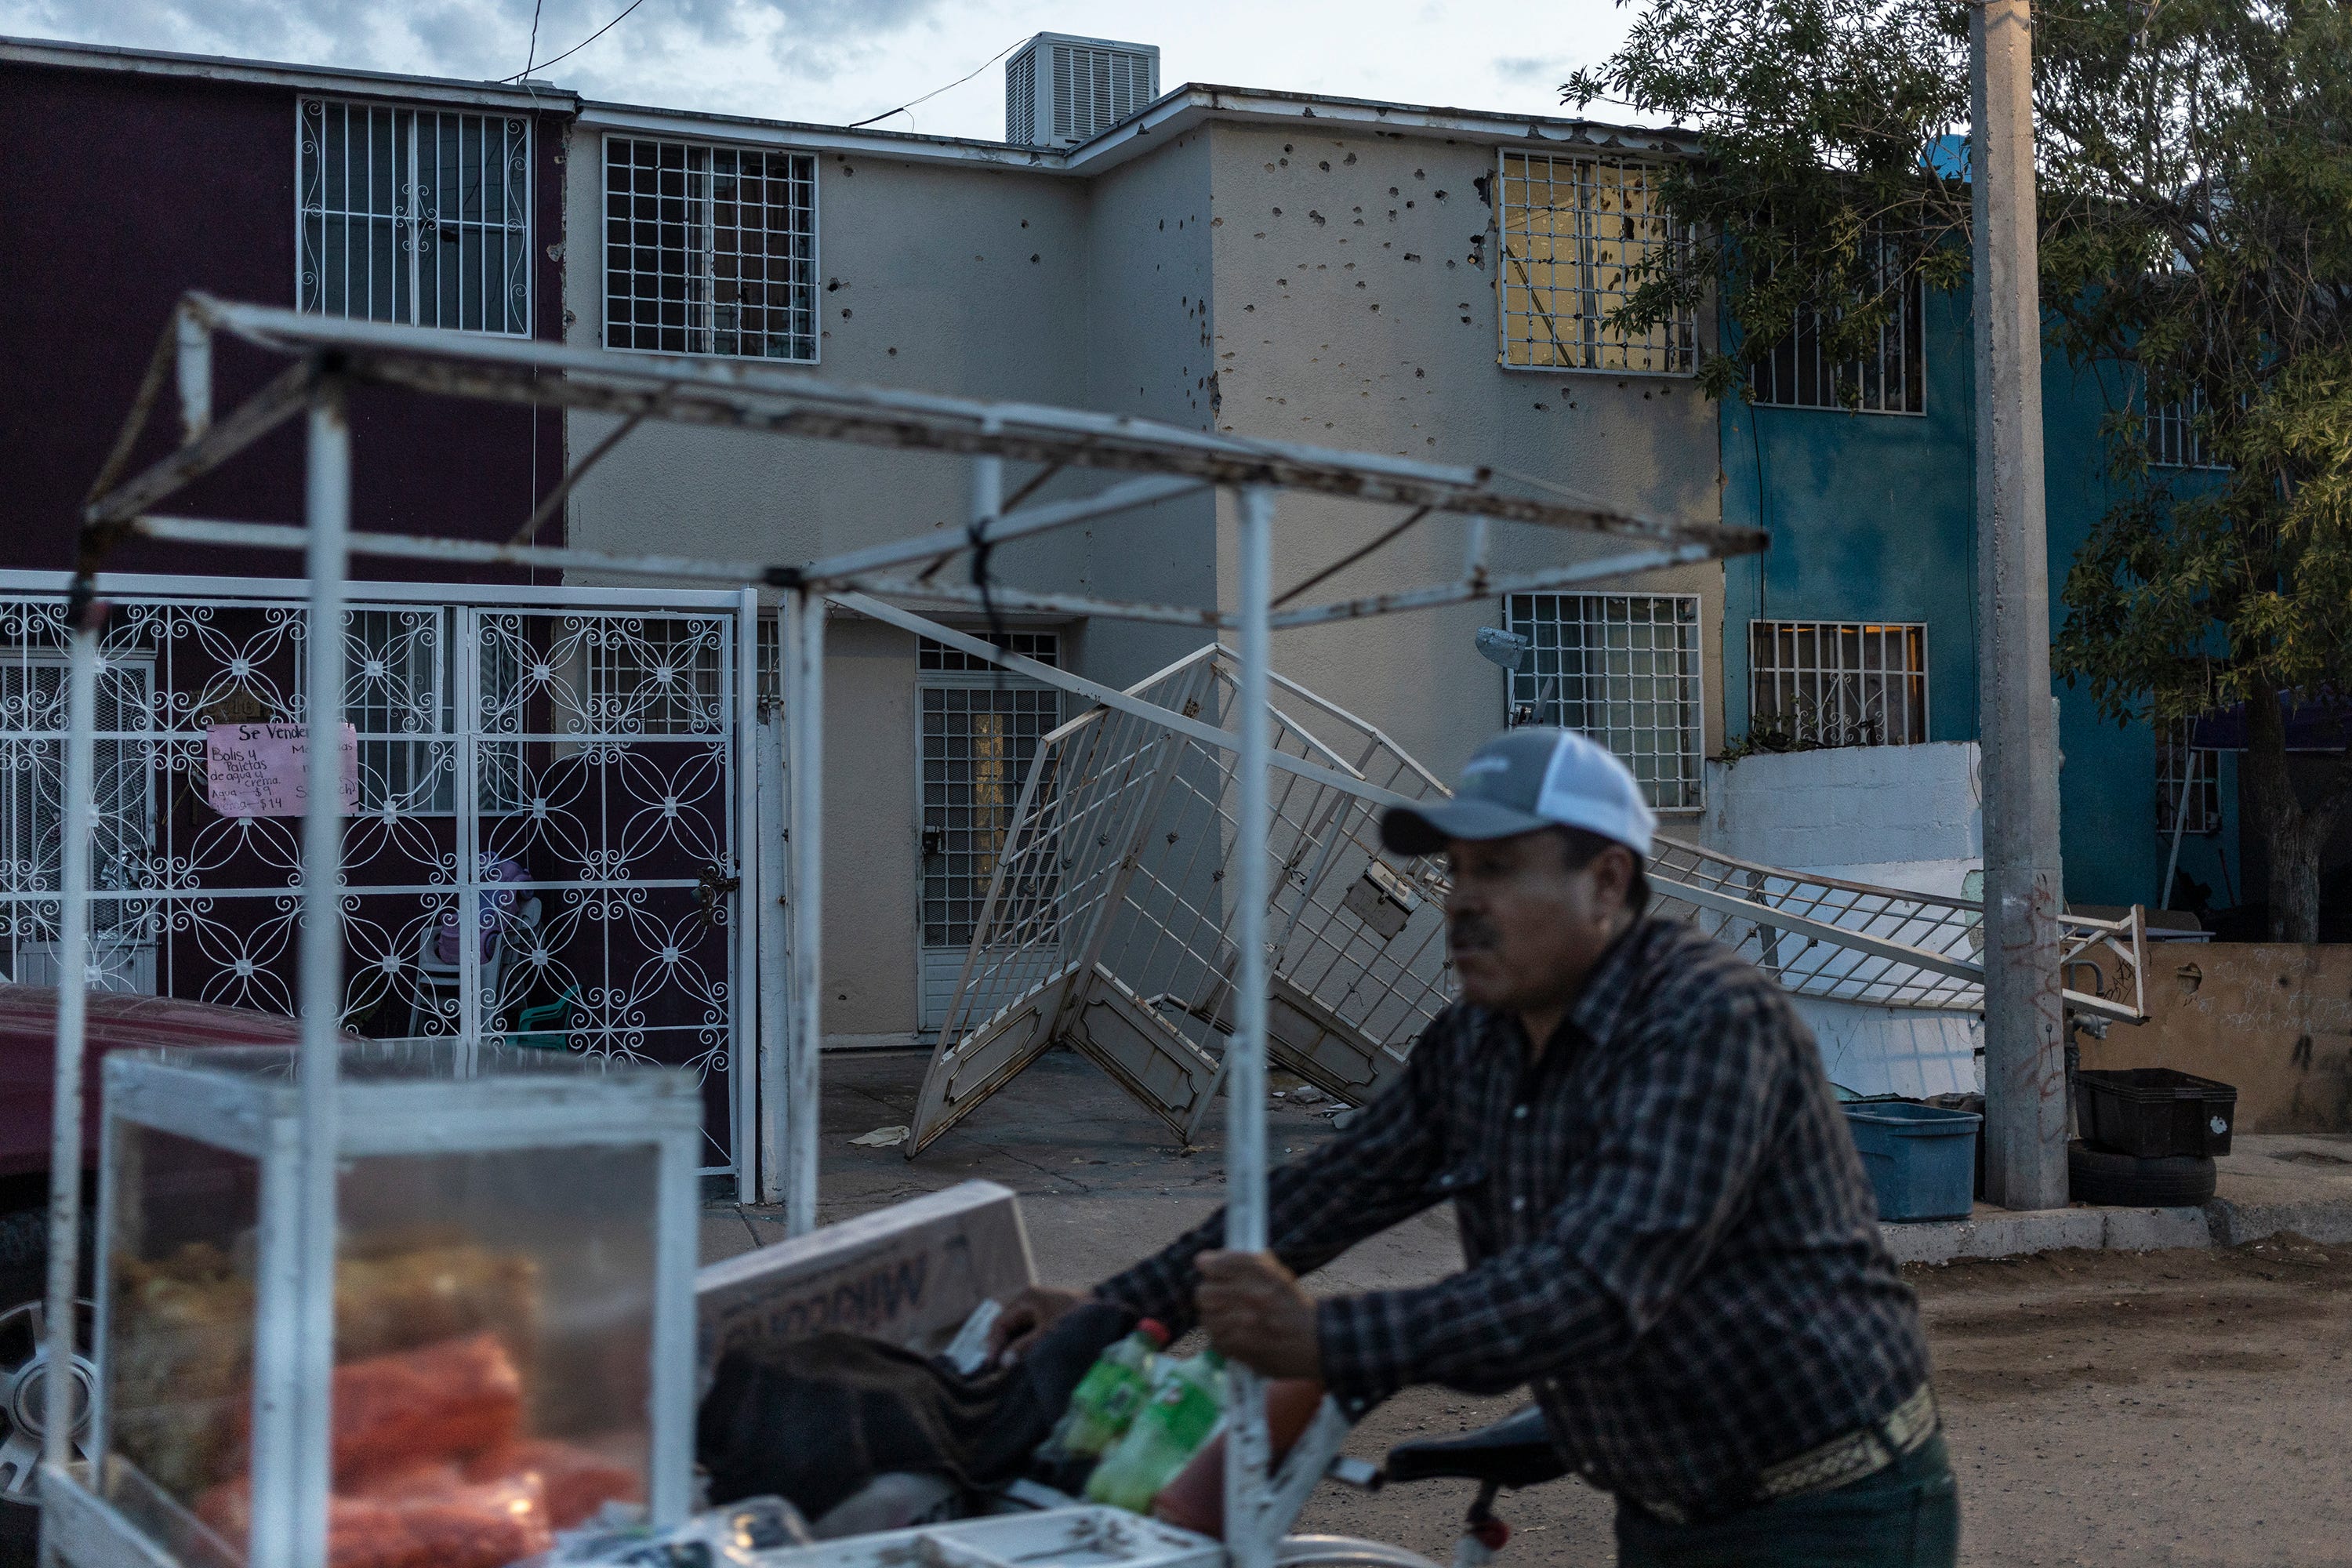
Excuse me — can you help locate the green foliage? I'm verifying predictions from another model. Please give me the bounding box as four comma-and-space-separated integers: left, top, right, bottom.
1576, 0, 2352, 933
1566, 0, 1975, 407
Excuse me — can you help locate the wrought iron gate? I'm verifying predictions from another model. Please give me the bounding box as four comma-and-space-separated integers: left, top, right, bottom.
0, 572, 757, 1175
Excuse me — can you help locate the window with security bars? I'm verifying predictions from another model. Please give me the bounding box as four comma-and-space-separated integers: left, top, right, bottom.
2157, 724, 2220, 836
604, 137, 818, 361
1497, 153, 1694, 375
297, 99, 531, 334
2148, 385, 2227, 470
918, 633, 1062, 671
920, 684, 1064, 948
1504, 593, 1704, 810
1748, 621, 1928, 749
1748, 239, 1926, 415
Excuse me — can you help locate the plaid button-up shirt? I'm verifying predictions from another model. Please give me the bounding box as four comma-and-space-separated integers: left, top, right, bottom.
1097, 914, 1930, 1512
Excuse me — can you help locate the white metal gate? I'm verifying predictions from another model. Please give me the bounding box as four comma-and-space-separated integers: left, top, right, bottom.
0, 572, 757, 1177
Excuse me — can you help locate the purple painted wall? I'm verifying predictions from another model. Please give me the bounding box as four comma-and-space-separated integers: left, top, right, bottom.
0, 58, 570, 582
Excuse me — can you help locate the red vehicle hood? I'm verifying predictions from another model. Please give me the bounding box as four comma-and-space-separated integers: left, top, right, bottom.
0, 985, 307, 1181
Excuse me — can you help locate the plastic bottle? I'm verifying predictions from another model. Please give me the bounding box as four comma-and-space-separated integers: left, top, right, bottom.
1047, 1319, 1171, 1460
1085, 1349, 1228, 1513
1151, 1377, 1327, 1537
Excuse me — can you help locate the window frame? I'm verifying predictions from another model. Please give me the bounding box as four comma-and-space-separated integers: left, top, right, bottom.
1494, 149, 1698, 379
1746, 619, 1930, 750
295, 96, 534, 337
2147, 384, 2229, 472
2156, 723, 2221, 837
1746, 235, 1927, 416
601, 132, 822, 365
1501, 592, 1707, 812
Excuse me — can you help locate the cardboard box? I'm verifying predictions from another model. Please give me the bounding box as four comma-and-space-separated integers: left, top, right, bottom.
695, 1180, 1036, 1374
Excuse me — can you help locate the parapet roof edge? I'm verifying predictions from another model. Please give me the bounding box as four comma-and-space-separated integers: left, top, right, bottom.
579, 82, 1698, 173
0, 33, 578, 113
0, 34, 1697, 168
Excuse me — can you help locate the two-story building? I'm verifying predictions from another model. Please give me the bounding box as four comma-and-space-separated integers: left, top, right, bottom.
551, 34, 1734, 1042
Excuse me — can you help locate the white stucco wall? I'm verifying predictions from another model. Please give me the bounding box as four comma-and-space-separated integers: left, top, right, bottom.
1204, 122, 1727, 789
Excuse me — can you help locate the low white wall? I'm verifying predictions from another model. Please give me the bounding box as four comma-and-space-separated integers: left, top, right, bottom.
1794, 996, 1981, 1100
1703, 742, 1981, 873
1703, 744, 1987, 1098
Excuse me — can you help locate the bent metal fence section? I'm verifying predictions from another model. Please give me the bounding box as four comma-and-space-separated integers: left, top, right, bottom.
908, 645, 1455, 1153
909, 655, 2147, 1152
0, 572, 752, 1172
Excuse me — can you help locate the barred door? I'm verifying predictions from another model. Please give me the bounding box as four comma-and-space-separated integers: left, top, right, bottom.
917, 680, 1061, 1032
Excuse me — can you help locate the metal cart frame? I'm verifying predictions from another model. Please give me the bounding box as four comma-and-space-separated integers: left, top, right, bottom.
44, 293, 1762, 1568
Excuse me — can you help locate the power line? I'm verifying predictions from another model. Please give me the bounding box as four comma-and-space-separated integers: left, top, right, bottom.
846, 34, 1024, 129
524, 0, 546, 76
500, 0, 652, 81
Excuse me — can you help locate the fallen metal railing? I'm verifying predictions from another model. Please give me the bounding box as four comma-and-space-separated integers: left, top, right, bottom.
908, 635, 1454, 1152
910, 661, 2149, 1148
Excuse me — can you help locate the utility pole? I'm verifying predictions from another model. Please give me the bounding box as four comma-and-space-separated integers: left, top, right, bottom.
1972, 0, 2069, 1209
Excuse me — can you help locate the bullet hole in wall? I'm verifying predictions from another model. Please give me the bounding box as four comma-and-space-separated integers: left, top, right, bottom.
1390, 186, 1399, 195
1021, 219, 1029, 227
888, 347, 897, 355
1435, 190, 1448, 201
1345, 152, 1357, 164
1319, 160, 1331, 171
842, 308, 852, 318
1284, 143, 1294, 152
1414, 168, 1425, 178
1032, 253, 1040, 263
1272, 206, 1283, 215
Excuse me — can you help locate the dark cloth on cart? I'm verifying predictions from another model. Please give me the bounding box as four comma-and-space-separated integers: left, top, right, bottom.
1098, 914, 1932, 1522
696, 1301, 1135, 1519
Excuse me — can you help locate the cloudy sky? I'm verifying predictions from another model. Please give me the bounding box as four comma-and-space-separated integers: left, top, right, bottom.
0, 1, 1646, 137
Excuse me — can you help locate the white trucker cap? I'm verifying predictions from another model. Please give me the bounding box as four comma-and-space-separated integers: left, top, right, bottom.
1380, 728, 1656, 858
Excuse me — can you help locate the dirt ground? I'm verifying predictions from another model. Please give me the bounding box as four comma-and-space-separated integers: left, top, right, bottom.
1290, 1236, 2352, 1567
739, 1051, 2352, 1567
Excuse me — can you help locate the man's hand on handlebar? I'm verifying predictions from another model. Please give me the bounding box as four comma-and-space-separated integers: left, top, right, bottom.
1196, 1250, 1322, 1380
988, 1284, 1087, 1365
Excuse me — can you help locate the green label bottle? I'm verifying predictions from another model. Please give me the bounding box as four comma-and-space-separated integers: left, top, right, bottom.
1085, 1349, 1229, 1513
1048, 1318, 1170, 1460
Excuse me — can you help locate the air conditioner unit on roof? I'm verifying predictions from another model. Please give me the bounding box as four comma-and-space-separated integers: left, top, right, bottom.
1006, 33, 1160, 148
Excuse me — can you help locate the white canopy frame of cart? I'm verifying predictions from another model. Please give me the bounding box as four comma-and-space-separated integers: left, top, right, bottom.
46, 293, 1764, 1568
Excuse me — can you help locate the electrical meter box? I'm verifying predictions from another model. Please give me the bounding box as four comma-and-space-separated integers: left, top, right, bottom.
46, 1041, 701, 1568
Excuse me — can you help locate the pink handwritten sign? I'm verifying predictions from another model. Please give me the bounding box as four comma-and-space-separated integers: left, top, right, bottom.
204, 722, 359, 818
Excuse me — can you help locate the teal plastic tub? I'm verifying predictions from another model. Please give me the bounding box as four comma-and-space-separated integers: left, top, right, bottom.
1842, 1100, 1983, 1222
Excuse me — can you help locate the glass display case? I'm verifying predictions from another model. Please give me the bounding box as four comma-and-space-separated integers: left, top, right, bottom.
46, 1041, 701, 1568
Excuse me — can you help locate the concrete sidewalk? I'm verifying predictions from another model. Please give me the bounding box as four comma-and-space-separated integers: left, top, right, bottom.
699, 1047, 2352, 1282
1880, 1129, 2352, 1264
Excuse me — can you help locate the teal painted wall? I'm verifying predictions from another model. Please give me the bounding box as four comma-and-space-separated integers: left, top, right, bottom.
1720, 288, 2243, 911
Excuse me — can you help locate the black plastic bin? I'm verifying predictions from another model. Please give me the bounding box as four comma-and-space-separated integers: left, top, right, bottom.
2076, 1068, 2238, 1158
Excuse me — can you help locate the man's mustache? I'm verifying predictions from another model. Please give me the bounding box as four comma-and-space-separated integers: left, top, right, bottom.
1448, 913, 1501, 953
